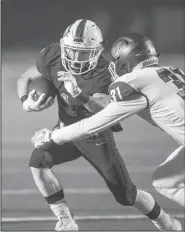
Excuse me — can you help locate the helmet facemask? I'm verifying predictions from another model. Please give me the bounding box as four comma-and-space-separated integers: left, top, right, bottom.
60, 40, 104, 75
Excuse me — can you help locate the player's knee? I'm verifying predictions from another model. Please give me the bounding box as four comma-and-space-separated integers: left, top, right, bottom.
115, 195, 136, 206
29, 148, 53, 169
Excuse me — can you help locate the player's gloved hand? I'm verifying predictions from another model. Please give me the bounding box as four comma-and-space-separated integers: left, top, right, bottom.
57, 71, 82, 97
23, 90, 55, 112
31, 128, 55, 149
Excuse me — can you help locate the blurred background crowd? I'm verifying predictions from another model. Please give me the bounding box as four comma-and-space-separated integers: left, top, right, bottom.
2, 0, 184, 53
2, 0, 184, 142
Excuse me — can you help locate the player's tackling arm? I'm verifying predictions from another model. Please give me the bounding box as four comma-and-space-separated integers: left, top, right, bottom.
51, 94, 147, 144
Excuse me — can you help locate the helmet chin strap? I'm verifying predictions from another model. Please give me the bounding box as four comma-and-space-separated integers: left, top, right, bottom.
126, 60, 131, 73
133, 57, 159, 71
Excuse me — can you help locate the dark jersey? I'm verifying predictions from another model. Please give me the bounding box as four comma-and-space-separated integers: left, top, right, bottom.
36, 43, 112, 125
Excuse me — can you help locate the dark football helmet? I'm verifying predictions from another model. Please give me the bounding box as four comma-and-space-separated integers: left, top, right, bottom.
108, 33, 159, 80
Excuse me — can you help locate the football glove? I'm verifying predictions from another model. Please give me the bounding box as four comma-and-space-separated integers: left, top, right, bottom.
57, 71, 82, 97
31, 128, 55, 149
23, 90, 54, 112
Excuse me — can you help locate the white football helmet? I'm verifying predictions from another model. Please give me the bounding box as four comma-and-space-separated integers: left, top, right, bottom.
60, 19, 104, 75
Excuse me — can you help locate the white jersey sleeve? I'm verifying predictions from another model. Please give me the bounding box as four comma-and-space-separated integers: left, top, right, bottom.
52, 95, 147, 144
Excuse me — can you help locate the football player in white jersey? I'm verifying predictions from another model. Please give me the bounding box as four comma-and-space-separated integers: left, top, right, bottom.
32, 33, 184, 230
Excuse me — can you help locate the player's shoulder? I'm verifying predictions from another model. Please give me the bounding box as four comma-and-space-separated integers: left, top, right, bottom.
117, 67, 159, 84
132, 67, 158, 77
110, 70, 140, 87
39, 42, 61, 66
108, 67, 154, 100
40, 42, 60, 56
111, 67, 157, 86
108, 75, 139, 101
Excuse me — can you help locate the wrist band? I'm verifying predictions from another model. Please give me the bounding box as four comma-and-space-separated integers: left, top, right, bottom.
21, 95, 28, 103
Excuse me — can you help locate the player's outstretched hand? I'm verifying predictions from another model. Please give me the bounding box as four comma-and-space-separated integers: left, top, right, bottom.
31, 128, 52, 148
57, 71, 82, 97
23, 90, 54, 112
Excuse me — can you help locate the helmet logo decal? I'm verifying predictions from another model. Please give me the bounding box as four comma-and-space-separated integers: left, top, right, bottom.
136, 49, 146, 56
112, 45, 121, 59
133, 57, 159, 71
142, 57, 158, 67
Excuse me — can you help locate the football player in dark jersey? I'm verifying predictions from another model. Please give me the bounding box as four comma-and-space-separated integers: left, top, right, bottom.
18, 20, 178, 231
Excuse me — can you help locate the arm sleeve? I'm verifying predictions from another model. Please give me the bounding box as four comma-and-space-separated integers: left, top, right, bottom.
52, 94, 148, 144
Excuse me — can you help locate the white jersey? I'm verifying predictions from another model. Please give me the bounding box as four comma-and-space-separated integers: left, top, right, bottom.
110, 66, 185, 144
52, 66, 185, 146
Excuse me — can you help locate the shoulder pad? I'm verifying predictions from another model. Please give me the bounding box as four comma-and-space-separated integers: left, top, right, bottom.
39, 42, 61, 66
108, 81, 138, 102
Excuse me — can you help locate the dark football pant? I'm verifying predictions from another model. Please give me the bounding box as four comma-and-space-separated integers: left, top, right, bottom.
29, 129, 137, 206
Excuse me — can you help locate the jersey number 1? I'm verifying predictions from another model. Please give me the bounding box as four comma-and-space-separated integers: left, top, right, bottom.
157, 67, 185, 100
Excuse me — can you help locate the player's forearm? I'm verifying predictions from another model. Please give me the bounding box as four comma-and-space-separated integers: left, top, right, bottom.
17, 74, 31, 100
17, 66, 42, 101
51, 107, 112, 144
51, 96, 147, 144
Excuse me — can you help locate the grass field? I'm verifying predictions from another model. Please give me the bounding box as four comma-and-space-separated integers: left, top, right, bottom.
1, 49, 185, 231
